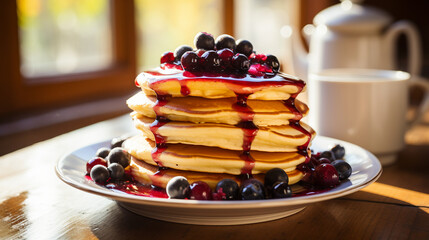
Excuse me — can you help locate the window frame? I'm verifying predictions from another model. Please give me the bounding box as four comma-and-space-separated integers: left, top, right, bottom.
0, 0, 137, 117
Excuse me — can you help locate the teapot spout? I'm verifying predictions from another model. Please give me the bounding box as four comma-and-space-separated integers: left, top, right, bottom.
283, 25, 309, 80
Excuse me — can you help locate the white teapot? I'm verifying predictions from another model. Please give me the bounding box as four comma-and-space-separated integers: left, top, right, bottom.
288, 0, 422, 79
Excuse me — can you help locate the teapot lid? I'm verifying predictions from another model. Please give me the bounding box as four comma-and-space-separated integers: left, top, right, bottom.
314, 0, 392, 33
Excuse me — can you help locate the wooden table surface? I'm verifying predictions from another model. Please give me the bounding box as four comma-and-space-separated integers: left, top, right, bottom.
1, 114, 428, 240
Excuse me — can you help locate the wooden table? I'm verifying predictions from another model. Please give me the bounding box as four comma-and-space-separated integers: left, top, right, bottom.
1, 115, 428, 240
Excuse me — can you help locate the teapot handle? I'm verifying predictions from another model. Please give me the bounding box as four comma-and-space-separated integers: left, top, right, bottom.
384, 20, 422, 76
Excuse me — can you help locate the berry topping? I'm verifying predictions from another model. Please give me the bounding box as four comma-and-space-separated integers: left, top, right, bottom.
195, 49, 206, 57
265, 55, 280, 73
194, 32, 215, 50
215, 179, 239, 200
314, 163, 340, 188
264, 168, 289, 188
86, 157, 107, 174
331, 160, 352, 180
181, 51, 200, 71
160, 51, 175, 64
320, 151, 336, 162
106, 147, 131, 168
231, 54, 250, 72
331, 144, 346, 159
236, 39, 253, 57
96, 147, 110, 159
201, 50, 222, 72
318, 157, 331, 164
174, 45, 193, 62
240, 179, 266, 200
166, 176, 191, 199
111, 135, 130, 149
249, 53, 267, 64
248, 63, 272, 76
190, 181, 213, 200
90, 165, 110, 184
108, 163, 125, 180
215, 34, 236, 51
217, 48, 234, 69
272, 182, 292, 198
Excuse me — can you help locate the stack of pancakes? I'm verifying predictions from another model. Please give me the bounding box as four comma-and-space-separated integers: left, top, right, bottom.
123, 68, 315, 189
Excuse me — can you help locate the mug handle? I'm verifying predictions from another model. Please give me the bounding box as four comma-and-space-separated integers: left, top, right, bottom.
384, 20, 422, 76
407, 76, 429, 129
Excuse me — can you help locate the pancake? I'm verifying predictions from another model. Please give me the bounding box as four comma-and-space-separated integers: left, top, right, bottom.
136, 68, 306, 100
123, 135, 306, 175
131, 112, 315, 152
127, 92, 308, 126
130, 156, 304, 190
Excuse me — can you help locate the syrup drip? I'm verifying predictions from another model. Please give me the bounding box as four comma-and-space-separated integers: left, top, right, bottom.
283, 95, 312, 163
150, 93, 171, 167
179, 80, 191, 96
233, 93, 259, 176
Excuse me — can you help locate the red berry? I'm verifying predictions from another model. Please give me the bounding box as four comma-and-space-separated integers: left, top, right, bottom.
217, 48, 234, 64
181, 51, 200, 72
160, 51, 175, 64
86, 157, 107, 174
195, 49, 206, 57
190, 181, 213, 200
314, 163, 340, 188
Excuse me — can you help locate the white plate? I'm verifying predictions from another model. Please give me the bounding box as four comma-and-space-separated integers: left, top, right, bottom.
56, 136, 382, 225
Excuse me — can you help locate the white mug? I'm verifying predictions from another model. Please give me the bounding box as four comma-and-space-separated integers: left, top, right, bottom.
308, 69, 429, 165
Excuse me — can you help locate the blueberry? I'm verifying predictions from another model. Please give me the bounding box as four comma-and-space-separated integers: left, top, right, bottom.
231, 54, 250, 72
166, 176, 191, 199
201, 50, 222, 72
96, 147, 110, 159
236, 39, 253, 57
190, 181, 212, 200
320, 151, 335, 162
174, 45, 193, 61
108, 163, 125, 180
90, 165, 110, 184
215, 34, 236, 51
194, 32, 215, 50
181, 51, 200, 71
160, 51, 175, 64
265, 55, 280, 73
111, 135, 130, 149
331, 144, 346, 159
215, 179, 239, 200
106, 147, 130, 168
264, 168, 288, 188
331, 160, 352, 180
272, 182, 292, 199
240, 179, 266, 200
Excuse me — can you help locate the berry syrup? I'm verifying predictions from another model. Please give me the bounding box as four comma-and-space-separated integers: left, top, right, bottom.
283, 93, 312, 163
149, 93, 170, 167
233, 94, 258, 176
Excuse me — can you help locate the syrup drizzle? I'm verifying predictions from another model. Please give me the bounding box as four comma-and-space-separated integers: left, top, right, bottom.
283, 94, 312, 163
233, 93, 259, 177
149, 93, 170, 167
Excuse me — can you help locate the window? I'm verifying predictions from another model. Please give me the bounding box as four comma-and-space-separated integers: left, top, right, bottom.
0, 1, 136, 117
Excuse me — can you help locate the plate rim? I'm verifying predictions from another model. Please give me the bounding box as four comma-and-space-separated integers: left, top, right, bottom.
55, 135, 382, 209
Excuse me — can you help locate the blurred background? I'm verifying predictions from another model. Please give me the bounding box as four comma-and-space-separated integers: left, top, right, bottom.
1, 0, 429, 155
